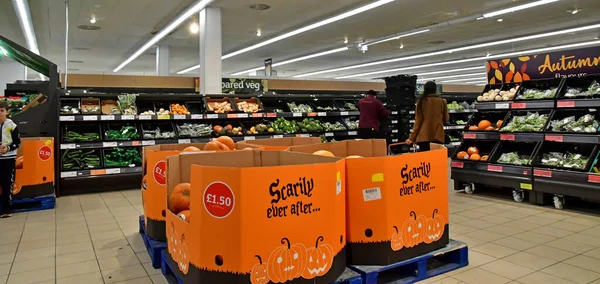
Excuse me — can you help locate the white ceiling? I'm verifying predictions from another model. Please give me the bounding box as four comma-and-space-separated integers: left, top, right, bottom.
1, 0, 599, 81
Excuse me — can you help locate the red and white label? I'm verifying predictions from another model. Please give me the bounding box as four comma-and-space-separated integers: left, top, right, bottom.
534, 169, 552, 177
450, 161, 464, 168
511, 102, 527, 109
487, 165, 503, 172
588, 175, 600, 184
38, 145, 52, 161
463, 133, 476, 139
153, 160, 167, 186
500, 134, 515, 141
203, 182, 235, 219
557, 101, 575, 108
545, 135, 564, 142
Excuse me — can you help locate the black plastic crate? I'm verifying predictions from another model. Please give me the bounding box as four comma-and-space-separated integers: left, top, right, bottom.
234, 97, 264, 114
558, 74, 600, 100
498, 110, 553, 133
464, 111, 508, 132
240, 120, 273, 135
210, 120, 245, 137
310, 98, 339, 112
260, 98, 289, 113
286, 100, 315, 113
61, 148, 103, 170
334, 99, 359, 111
204, 97, 236, 113
137, 100, 155, 115
478, 83, 520, 102
452, 140, 499, 162
546, 108, 600, 134
103, 147, 143, 168
185, 101, 205, 114
514, 78, 563, 101
63, 124, 102, 143
490, 141, 540, 166
532, 141, 598, 172
320, 117, 349, 132
175, 122, 212, 138
60, 98, 81, 114
342, 116, 359, 130
103, 123, 141, 141
140, 122, 177, 140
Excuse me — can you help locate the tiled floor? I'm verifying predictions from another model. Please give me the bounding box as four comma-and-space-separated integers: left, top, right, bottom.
1, 188, 600, 284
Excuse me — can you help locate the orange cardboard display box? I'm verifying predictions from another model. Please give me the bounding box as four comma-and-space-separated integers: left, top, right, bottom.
11, 138, 55, 199
288, 139, 449, 265
165, 150, 347, 283
237, 137, 321, 151
141, 142, 260, 241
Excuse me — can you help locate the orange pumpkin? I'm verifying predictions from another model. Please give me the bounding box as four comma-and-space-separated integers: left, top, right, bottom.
470, 154, 481, 161
203, 141, 225, 151
213, 125, 223, 132
497, 120, 503, 128
485, 126, 495, 131
177, 210, 191, 222
390, 226, 403, 251
141, 175, 147, 190
481, 155, 489, 161
251, 255, 269, 284
302, 236, 334, 279
401, 211, 423, 248
456, 151, 469, 160
267, 238, 306, 282
346, 155, 363, 158
478, 120, 492, 130
182, 146, 201, 152
15, 156, 23, 169
217, 136, 236, 150
169, 183, 191, 213
467, 147, 479, 155
468, 125, 479, 131
430, 209, 445, 242
178, 234, 189, 274
312, 150, 335, 157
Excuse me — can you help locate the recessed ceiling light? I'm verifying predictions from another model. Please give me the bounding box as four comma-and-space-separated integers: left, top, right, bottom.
89, 17, 96, 24
68, 60, 84, 63
249, 3, 271, 11
256, 29, 262, 37
399, 44, 404, 49
72, 47, 90, 51
483, 0, 559, 19
78, 25, 101, 31
189, 22, 199, 34
344, 37, 348, 44
571, 9, 579, 14
497, 18, 503, 22
364, 29, 429, 47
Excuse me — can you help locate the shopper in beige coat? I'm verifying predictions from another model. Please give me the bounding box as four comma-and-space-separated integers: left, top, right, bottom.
406, 81, 449, 151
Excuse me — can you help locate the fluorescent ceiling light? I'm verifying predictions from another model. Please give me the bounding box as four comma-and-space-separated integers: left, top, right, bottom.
113, 0, 214, 72
483, 0, 560, 18
365, 29, 430, 47
12, 0, 44, 80
415, 66, 485, 76
177, 64, 201, 75
441, 76, 488, 83
229, 47, 349, 76
333, 40, 600, 79
221, 0, 394, 60
418, 72, 487, 81
296, 23, 600, 78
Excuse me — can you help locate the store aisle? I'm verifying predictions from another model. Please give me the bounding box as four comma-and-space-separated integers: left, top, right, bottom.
0, 189, 599, 284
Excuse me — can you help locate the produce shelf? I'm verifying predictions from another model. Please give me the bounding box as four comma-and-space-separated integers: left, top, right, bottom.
58, 111, 361, 121
545, 134, 600, 144
60, 166, 142, 179
534, 169, 600, 199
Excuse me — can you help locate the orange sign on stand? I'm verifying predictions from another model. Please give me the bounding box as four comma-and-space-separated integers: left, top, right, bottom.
237, 137, 321, 151
288, 139, 449, 265
165, 150, 347, 283
12, 138, 55, 199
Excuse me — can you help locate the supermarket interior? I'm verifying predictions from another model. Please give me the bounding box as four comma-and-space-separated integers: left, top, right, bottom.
2, 0, 600, 283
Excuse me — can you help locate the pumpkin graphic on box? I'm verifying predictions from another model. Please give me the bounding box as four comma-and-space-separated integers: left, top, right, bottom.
425, 209, 445, 243
401, 211, 425, 248
302, 236, 333, 279
141, 175, 147, 190
250, 255, 269, 284
390, 226, 403, 251
267, 238, 306, 283
179, 234, 189, 274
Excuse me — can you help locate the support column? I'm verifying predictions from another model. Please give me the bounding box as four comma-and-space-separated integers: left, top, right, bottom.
199, 7, 222, 94
156, 45, 170, 76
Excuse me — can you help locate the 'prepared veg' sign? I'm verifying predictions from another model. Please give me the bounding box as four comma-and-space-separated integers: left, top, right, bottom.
487, 46, 600, 84
194, 78, 268, 94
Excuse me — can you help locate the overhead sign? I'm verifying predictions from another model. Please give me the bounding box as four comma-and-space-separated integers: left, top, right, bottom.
0, 35, 50, 76
265, 58, 273, 77
195, 78, 268, 94
487, 46, 600, 84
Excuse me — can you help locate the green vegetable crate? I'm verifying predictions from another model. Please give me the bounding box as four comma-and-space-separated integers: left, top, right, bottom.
103, 123, 141, 141
545, 109, 600, 134
515, 78, 562, 101
62, 124, 102, 142
531, 141, 599, 172
490, 141, 541, 166
333, 99, 359, 111
61, 149, 103, 170
499, 110, 553, 133
558, 75, 600, 99
103, 147, 143, 168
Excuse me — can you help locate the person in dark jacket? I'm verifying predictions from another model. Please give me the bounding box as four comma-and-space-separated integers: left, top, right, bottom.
358, 90, 390, 139
0, 101, 21, 218
406, 81, 449, 152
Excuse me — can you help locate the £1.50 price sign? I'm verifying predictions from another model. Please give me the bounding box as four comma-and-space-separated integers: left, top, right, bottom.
203, 182, 235, 219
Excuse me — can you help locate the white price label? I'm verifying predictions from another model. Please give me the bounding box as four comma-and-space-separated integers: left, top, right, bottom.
340, 111, 349, 116
392, 130, 398, 133
139, 115, 152, 120
174, 115, 186, 120
293, 112, 303, 117
191, 114, 203, 119
495, 103, 510, 109
121, 115, 135, 120
83, 115, 98, 121
237, 113, 249, 118
61, 171, 77, 178
336, 179, 342, 195
106, 168, 121, 174
363, 187, 382, 202
348, 131, 358, 136
325, 132, 334, 137
142, 140, 155, 146
60, 116, 75, 121
391, 120, 398, 124
206, 114, 218, 119
392, 111, 398, 115
273, 135, 283, 138
392, 139, 398, 142
103, 142, 118, 147
317, 112, 327, 117
244, 136, 256, 140
101, 115, 115, 121
60, 144, 76, 149
300, 134, 310, 137
178, 139, 191, 144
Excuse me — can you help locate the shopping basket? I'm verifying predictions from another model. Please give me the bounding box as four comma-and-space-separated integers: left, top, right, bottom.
387, 142, 417, 155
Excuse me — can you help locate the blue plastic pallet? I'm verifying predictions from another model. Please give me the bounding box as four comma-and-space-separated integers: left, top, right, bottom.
160, 249, 363, 284
349, 239, 468, 284
139, 215, 167, 269
11, 196, 55, 213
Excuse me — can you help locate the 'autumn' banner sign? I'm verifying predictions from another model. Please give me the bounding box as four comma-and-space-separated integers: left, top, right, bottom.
487, 46, 600, 84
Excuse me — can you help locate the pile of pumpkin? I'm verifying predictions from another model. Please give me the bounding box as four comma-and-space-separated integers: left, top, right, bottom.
456, 146, 489, 162
467, 120, 503, 131
312, 150, 362, 159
